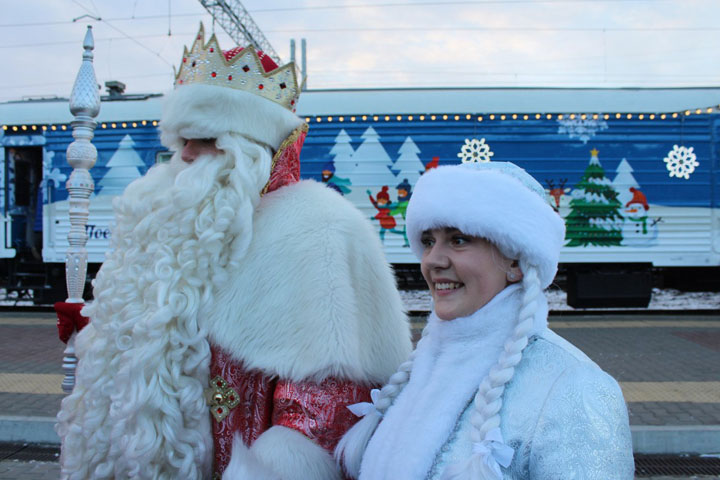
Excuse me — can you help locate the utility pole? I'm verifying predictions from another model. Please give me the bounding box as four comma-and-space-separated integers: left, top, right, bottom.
198, 0, 281, 64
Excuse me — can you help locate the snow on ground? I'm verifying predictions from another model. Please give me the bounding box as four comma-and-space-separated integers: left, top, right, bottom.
401, 288, 720, 312
0, 289, 34, 306
2, 288, 718, 311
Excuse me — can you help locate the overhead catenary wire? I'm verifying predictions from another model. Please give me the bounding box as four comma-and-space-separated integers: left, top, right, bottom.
70, 0, 174, 67
3, 18, 719, 32
0, 33, 197, 49
260, 26, 720, 32
0, 0, 715, 28
1, 0, 718, 101
248, 0, 701, 13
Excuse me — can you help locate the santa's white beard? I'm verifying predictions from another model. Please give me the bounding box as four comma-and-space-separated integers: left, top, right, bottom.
56, 133, 272, 480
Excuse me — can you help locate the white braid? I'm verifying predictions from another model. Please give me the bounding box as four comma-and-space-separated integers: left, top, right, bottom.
335, 324, 430, 478
442, 263, 542, 480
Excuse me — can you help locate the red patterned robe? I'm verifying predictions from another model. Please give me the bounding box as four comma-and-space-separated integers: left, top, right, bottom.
209, 346, 371, 477
203, 125, 411, 479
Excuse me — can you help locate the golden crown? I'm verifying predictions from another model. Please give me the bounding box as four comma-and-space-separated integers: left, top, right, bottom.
174, 24, 300, 112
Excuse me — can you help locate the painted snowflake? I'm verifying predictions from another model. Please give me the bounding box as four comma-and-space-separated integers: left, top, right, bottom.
663, 145, 699, 180
457, 138, 494, 163
557, 115, 608, 144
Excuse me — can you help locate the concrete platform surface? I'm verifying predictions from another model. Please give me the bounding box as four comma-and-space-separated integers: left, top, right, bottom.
0, 461, 712, 480
1, 311, 719, 458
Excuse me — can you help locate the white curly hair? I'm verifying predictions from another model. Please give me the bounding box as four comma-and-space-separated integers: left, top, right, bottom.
56, 132, 272, 480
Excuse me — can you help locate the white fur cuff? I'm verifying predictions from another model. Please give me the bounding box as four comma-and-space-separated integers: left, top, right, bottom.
250, 426, 342, 480
223, 434, 281, 480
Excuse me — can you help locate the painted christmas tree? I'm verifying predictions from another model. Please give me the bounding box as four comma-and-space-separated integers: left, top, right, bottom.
393, 137, 424, 185
330, 129, 356, 180
565, 148, 624, 247
612, 158, 640, 208
349, 126, 397, 188
97, 134, 145, 196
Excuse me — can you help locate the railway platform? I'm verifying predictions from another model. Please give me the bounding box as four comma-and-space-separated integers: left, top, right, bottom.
0, 308, 719, 479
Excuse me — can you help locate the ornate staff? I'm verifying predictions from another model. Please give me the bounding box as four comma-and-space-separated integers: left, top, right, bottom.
56, 25, 99, 393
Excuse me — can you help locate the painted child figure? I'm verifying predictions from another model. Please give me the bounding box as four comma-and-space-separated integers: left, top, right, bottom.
368, 186, 402, 242
391, 178, 412, 247
337, 162, 634, 479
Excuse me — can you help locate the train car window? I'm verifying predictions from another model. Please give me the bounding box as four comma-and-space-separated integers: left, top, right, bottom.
8, 148, 42, 209
6, 147, 43, 256
12, 153, 31, 207
155, 151, 172, 164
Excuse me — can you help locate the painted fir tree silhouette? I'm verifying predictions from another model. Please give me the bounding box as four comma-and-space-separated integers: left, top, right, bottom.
565, 149, 624, 247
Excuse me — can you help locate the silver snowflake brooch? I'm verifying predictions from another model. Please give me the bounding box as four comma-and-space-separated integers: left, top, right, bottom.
457, 138, 494, 163
663, 145, 699, 180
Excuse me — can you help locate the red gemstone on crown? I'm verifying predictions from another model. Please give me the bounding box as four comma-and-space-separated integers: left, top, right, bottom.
242, 65, 250, 72
211, 72, 217, 77
258, 84, 264, 90
209, 47, 214, 52
228, 75, 232, 81
280, 82, 286, 89
183, 57, 186, 63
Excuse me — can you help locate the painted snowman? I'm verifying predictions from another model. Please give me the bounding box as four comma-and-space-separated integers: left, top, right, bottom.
621, 187, 659, 246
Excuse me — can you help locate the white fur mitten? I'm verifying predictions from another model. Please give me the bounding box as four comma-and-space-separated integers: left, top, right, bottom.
222, 434, 281, 480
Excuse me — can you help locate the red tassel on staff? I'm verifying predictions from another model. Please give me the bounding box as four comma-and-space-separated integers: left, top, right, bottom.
55, 302, 90, 344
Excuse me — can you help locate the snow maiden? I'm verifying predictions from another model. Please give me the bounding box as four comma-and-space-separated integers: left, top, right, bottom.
336, 161, 634, 479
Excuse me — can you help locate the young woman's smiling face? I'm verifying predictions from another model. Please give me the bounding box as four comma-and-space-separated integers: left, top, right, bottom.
420, 228, 520, 320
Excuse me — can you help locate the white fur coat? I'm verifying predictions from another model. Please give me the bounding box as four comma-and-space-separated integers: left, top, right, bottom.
205, 180, 412, 478
359, 285, 544, 480
359, 286, 633, 479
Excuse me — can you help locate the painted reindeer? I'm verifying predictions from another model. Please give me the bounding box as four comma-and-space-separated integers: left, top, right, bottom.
545, 178, 570, 211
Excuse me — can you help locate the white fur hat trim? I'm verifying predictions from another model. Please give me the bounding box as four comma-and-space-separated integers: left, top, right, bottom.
160, 84, 304, 151
406, 162, 566, 288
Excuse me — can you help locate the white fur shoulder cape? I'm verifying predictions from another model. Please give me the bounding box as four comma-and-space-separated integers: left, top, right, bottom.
203, 179, 412, 385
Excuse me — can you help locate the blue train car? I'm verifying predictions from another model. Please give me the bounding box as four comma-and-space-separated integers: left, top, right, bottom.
1, 87, 719, 304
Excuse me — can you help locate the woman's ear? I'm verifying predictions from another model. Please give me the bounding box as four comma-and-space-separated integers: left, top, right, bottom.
506, 260, 523, 283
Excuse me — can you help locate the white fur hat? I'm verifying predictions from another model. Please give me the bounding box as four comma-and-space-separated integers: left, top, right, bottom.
406, 162, 566, 288
160, 83, 304, 151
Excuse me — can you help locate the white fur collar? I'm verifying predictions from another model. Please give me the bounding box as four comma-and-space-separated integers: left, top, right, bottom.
360, 286, 548, 480
201, 180, 411, 384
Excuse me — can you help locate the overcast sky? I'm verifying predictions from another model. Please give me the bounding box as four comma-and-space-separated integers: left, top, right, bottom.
1, 0, 719, 103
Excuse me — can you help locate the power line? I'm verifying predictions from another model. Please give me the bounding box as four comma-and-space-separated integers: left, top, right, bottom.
70, 0, 173, 67
0, 72, 172, 90
0, 12, 205, 28
260, 26, 720, 32
4, 24, 718, 44
0, 33, 197, 49
0, 0, 710, 28
309, 71, 720, 78
249, 0, 694, 13
5, 19, 717, 32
